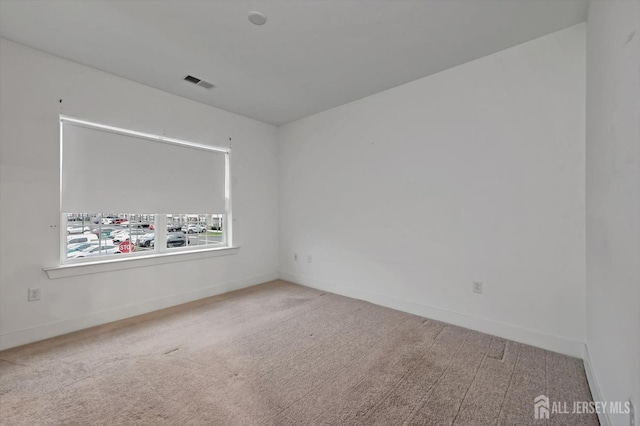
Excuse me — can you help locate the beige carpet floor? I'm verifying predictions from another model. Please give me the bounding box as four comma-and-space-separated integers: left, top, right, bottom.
0, 280, 598, 425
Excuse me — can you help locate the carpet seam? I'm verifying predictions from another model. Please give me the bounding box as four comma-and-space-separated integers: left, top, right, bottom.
246, 304, 371, 385
0, 359, 28, 367
493, 342, 522, 426
169, 297, 368, 393
269, 315, 416, 421
448, 335, 494, 426
355, 323, 452, 425
400, 329, 476, 425
252, 304, 372, 381
298, 319, 447, 425
344, 321, 446, 398
224, 308, 413, 424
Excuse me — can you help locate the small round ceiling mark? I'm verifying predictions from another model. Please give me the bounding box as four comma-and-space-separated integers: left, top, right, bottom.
248, 10, 267, 26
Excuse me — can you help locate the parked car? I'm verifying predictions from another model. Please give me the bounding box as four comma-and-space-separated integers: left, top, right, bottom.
112, 229, 147, 243
92, 227, 116, 237
137, 233, 155, 247
151, 233, 188, 248
67, 225, 91, 234
109, 225, 143, 238
67, 234, 99, 245
167, 223, 181, 232
119, 220, 144, 226
67, 244, 120, 259
67, 242, 98, 254
182, 224, 206, 234
167, 233, 188, 247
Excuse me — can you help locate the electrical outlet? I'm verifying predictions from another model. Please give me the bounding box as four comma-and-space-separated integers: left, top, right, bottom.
28, 288, 41, 302
307, 255, 312, 263
294, 253, 298, 261
630, 399, 635, 426
473, 281, 483, 294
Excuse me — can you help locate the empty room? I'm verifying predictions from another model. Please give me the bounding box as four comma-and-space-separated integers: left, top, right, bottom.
0, 1, 637, 425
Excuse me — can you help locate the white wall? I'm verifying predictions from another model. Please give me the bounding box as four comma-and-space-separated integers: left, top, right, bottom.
585, 1, 640, 425
0, 39, 279, 350
279, 24, 587, 356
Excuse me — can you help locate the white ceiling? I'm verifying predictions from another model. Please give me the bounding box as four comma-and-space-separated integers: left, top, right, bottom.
0, 0, 588, 125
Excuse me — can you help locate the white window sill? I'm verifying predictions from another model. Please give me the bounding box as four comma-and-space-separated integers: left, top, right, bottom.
44, 246, 240, 279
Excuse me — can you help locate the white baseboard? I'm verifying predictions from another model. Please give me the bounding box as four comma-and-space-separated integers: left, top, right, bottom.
583, 345, 612, 426
0, 271, 279, 351
280, 272, 585, 358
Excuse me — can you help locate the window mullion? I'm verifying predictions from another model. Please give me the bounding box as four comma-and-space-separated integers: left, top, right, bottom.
156, 214, 167, 253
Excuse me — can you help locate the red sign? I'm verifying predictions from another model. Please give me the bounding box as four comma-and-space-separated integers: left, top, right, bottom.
119, 241, 136, 253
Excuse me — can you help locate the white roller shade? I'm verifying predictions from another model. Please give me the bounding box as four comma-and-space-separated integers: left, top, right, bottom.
61, 119, 226, 213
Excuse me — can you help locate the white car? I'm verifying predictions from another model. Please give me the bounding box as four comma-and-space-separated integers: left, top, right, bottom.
108, 229, 125, 238
181, 224, 207, 234
67, 225, 91, 234
67, 245, 120, 259
137, 233, 155, 247
67, 242, 99, 254
112, 229, 147, 243
67, 234, 99, 245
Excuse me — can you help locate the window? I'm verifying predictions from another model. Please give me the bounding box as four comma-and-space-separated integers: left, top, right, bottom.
60, 117, 231, 264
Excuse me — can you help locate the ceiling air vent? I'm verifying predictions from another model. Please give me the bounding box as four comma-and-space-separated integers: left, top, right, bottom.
184, 75, 215, 90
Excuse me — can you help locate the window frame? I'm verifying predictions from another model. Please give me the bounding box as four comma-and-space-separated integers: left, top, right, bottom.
58, 116, 233, 267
